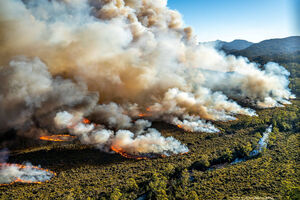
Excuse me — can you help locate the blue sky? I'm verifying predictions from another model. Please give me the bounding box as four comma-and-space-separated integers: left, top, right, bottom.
167, 0, 299, 42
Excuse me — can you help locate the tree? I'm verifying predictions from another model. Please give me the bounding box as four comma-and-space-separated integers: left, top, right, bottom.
126, 178, 138, 191
221, 148, 233, 162
163, 163, 175, 175
188, 191, 199, 200
181, 169, 190, 188
110, 188, 122, 200
190, 155, 210, 171
149, 172, 168, 200
236, 142, 252, 157
282, 180, 300, 200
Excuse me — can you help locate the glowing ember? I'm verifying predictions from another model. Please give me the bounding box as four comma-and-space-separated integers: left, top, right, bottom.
39, 134, 77, 142
138, 113, 148, 117
138, 108, 152, 118
180, 152, 189, 156
111, 146, 149, 160
177, 124, 183, 128
0, 163, 56, 186
82, 118, 90, 124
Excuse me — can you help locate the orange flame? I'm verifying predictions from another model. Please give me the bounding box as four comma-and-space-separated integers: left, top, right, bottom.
39, 135, 77, 142
138, 113, 149, 117
177, 124, 183, 128
0, 163, 56, 186
83, 118, 90, 124
180, 152, 189, 155
111, 146, 148, 160
66, 118, 91, 129
138, 107, 152, 118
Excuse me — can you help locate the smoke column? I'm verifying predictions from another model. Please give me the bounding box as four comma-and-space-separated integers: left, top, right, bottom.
0, 0, 294, 156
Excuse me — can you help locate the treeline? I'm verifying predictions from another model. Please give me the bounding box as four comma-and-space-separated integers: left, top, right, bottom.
230, 51, 300, 65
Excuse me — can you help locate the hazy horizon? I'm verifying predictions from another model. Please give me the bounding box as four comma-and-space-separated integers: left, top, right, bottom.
204, 35, 299, 44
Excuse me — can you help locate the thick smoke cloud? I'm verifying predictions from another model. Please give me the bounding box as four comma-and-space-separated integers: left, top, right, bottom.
54, 111, 188, 155
0, 0, 294, 156
0, 57, 98, 132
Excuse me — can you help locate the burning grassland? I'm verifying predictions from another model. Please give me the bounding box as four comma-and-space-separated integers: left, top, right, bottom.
54, 112, 189, 158
0, 163, 55, 186
111, 145, 158, 160
39, 135, 77, 142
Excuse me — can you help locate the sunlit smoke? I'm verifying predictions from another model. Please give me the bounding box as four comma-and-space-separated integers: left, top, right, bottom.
54, 111, 189, 157
0, 0, 294, 157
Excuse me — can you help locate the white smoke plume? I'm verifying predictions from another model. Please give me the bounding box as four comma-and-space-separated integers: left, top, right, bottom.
0, 163, 55, 184
0, 149, 55, 184
54, 111, 188, 155
171, 116, 220, 133
0, 0, 294, 156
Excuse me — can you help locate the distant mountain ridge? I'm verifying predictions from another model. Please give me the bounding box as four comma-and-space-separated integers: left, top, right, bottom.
205, 36, 300, 57
231, 36, 300, 58
219, 39, 254, 51
203, 39, 253, 51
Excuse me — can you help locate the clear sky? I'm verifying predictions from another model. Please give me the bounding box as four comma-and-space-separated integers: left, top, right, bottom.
167, 0, 299, 42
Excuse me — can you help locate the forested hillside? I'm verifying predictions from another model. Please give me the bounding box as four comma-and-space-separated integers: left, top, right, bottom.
231, 36, 300, 58
1, 42, 299, 200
